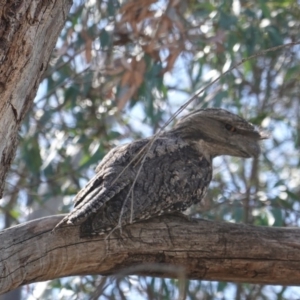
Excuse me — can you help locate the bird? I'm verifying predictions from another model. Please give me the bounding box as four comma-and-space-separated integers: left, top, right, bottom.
54, 108, 267, 237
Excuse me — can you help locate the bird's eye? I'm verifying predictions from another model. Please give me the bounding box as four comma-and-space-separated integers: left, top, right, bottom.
225, 124, 237, 132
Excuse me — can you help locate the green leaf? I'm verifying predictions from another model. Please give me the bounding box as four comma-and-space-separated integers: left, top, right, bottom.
271, 208, 283, 226
266, 26, 283, 46
249, 112, 269, 125
9, 209, 21, 219
219, 11, 237, 29
100, 29, 110, 49
259, 0, 271, 18
107, 0, 118, 16
284, 66, 300, 82
22, 137, 42, 174
217, 281, 228, 292
65, 86, 79, 107
214, 90, 228, 107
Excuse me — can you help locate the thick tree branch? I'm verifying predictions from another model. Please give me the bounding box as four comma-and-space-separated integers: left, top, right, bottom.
0, 0, 72, 197
1, 214, 300, 294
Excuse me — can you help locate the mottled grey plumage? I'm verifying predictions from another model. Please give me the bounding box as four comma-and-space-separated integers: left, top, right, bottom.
55, 108, 267, 237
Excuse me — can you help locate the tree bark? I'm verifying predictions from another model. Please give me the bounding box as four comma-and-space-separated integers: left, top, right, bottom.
1, 214, 300, 294
0, 0, 73, 198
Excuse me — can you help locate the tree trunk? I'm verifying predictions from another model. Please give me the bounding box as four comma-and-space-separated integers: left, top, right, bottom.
0, 0, 73, 197
1, 214, 300, 294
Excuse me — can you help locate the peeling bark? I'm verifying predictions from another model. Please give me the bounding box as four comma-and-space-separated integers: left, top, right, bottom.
0, 0, 73, 197
1, 214, 300, 294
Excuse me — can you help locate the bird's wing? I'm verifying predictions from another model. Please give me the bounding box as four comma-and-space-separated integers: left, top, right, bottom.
120, 140, 213, 222
54, 139, 149, 228
81, 137, 213, 235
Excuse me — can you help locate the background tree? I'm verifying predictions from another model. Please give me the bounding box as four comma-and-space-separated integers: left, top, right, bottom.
1, 0, 300, 299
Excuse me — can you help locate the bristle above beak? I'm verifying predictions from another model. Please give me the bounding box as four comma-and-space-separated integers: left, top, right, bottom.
258, 128, 270, 140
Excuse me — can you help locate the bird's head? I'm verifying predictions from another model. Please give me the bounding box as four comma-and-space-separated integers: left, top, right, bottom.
172, 108, 268, 159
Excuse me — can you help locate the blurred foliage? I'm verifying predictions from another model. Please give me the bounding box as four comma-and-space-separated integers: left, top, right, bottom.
2, 0, 300, 299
